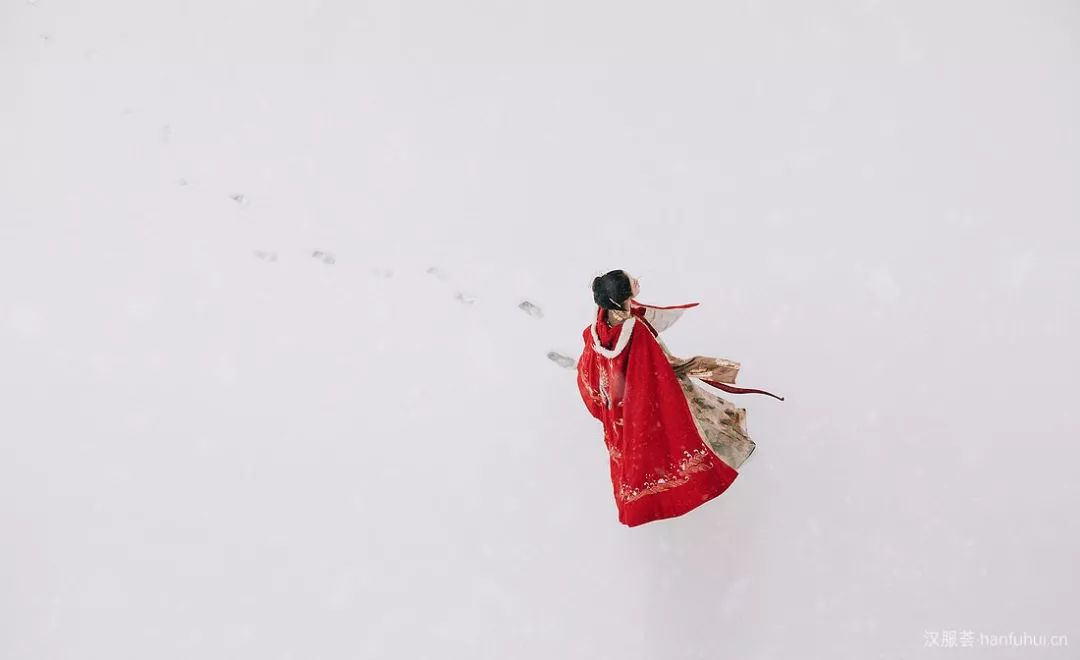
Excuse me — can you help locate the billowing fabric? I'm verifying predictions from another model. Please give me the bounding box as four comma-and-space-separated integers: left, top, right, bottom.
677, 375, 756, 470
577, 304, 739, 527
578, 300, 783, 527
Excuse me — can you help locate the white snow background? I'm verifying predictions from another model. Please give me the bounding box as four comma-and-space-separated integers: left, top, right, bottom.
2, 1, 1078, 658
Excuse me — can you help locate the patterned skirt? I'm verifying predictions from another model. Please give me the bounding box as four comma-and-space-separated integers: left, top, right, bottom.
676, 374, 756, 470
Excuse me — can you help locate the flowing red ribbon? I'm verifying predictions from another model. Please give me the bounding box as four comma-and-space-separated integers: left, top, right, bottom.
700, 379, 785, 401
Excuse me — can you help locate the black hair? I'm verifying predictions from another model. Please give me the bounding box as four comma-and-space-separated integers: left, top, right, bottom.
592, 269, 633, 310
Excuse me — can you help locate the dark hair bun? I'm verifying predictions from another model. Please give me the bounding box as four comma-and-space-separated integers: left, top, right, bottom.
591, 270, 632, 310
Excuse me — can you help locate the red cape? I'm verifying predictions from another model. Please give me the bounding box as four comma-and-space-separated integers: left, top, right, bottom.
577, 305, 739, 527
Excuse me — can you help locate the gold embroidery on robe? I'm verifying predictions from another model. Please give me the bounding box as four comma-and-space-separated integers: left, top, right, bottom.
653, 327, 755, 471
603, 304, 755, 501
598, 368, 611, 409
616, 446, 717, 503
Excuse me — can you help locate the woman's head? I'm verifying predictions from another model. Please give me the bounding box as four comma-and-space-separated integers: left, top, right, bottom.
592, 270, 640, 310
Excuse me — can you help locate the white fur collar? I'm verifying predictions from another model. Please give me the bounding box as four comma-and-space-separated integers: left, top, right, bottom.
590, 314, 636, 359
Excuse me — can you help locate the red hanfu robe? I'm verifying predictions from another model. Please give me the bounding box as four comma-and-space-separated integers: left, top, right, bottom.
577, 302, 741, 527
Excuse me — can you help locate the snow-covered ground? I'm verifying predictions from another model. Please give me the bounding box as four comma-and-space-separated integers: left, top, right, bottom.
2, 1, 1078, 658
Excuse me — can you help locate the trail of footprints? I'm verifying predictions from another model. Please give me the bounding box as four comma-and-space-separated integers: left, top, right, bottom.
248, 253, 575, 369
153, 119, 573, 366
75, 106, 575, 367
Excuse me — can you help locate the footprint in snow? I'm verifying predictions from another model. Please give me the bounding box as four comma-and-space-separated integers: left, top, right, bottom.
518, 301, 543, 319
547, 352, 576, 369
425, 266, 475, 304
312, 250, 335, 265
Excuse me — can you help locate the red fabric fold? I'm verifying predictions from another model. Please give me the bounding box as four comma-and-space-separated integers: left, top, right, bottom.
577, 307, 739, 527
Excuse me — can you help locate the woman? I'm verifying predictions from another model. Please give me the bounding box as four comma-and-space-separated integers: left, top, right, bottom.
577, 269, 783, 527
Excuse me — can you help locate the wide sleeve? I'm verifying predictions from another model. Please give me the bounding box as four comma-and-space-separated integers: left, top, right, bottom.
576, 332, 604, 420
632, 301, 699, 334
699, 357, 740, 384
647, 316, 739, 382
